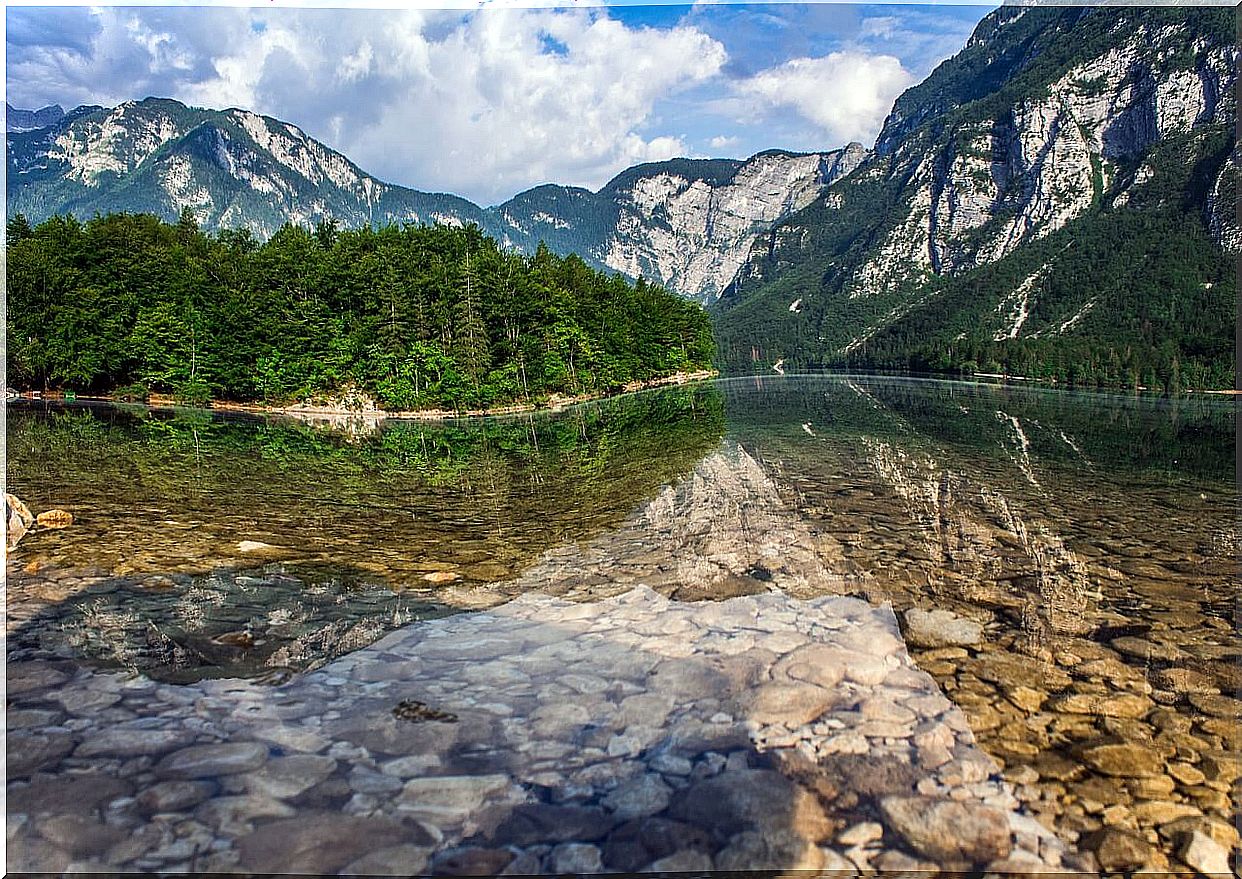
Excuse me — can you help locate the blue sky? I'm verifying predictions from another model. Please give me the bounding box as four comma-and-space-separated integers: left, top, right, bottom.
7, 4, 991, 204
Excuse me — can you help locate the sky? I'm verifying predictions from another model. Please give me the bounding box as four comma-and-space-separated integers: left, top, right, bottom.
6, 3, 992, 205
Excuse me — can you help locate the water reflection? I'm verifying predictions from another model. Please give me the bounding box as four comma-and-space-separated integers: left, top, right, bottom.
6, 385, 724, 584
6, 375, 1239, 874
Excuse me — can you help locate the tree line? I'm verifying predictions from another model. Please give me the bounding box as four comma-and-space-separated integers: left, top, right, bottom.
5, 211, 715, 410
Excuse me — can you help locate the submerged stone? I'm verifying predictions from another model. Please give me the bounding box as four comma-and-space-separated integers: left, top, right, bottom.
156, 742, 270, 778
879, 797, 1012, 866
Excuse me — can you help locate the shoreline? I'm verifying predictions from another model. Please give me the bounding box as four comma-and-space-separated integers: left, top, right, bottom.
10, 368, 1237, 417
17, 369, 719, 421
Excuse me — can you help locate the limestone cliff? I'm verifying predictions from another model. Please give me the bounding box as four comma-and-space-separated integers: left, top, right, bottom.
714, 6, 1236, 384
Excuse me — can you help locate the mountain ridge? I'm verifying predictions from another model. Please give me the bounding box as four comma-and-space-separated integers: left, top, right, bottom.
7, 96, 861, 301
710, 4, 1237, 390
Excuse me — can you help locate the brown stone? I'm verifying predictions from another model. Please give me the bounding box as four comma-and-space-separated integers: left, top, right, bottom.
969, 652, 1072, 691
1188, 693, 1242, 719
1088, 829, 1160, 872
432, 846, 515, 875
36, 509, 74, 528
1080, 741, 1164, 778
1131, 801, 1202, 826
1052, 692, 1154, 718
1111, 636, 1182, 662
1152, 668, 1219, 695
1126, 774, 1176, 798
880, 797, 1012, 866
714, 828, 826, 871
1167, 762, 1206, 787
667, 769, 833, 842
1005, 685, 1045, 713
1157, 816, 1241, 851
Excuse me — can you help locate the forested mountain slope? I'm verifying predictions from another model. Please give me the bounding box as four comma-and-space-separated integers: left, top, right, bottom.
712, 6, 1237, 390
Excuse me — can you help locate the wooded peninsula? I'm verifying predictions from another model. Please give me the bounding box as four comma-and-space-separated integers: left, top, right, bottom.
5, 211, 716, 411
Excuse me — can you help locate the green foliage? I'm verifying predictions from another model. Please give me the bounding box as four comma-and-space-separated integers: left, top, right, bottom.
6, 214, 716, 410
114, 382, 150, 403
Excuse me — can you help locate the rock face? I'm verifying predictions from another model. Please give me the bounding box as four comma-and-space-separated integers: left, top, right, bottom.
6, 103, 65, 132
7, 98, 488, 238
585, 147, 868, 302
714, 6, 1236, 368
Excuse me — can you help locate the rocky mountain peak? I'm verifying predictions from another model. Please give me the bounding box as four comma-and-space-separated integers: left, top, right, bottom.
6, 103, 66, 132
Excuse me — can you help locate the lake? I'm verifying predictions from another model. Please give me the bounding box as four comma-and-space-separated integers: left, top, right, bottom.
6, 375, 1238, 874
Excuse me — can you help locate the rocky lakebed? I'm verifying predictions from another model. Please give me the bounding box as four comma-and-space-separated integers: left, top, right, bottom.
5, 379, 1239, 876
9, 588, 1079, 875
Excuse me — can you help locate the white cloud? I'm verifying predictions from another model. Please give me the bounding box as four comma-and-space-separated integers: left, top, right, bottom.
709, 134, 740, 151
859, 16, 900, 41
734, 50, 914, 147
8, 7, 724, 205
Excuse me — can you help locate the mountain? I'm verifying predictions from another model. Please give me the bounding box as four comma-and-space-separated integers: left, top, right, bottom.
6, 98, 489, 237
711, 6, 1237, 390
6, 97, 862, 301
495, 147, 867, 303
6, 103, 65, 132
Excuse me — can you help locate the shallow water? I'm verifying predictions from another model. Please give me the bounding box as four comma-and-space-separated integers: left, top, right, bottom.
6, 376, 1238, 874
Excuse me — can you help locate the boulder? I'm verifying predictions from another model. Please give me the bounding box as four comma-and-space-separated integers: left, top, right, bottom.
35, 509, 73, 529
714, 828, 825, 871
1079, 741, 1164, 778
397, 774, 513, 826
668, 769, 833, 841
879, 797, 1012, 866
742, 681, 836, 726
6, 493, 34, 550
904, 608, 983, 648
547, 842, 603, 873
601, 773, 672, 821
1177, 831, 1232, 876
1088, 828, 1161, 872
235, 814, 416, 873
155, 742, 270, 778
492, 804, 615, 845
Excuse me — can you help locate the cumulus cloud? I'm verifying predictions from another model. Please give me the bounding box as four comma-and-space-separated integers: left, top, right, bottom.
7, 5, 972, 202
733, 51, 913, 146
6, 7, 725, 205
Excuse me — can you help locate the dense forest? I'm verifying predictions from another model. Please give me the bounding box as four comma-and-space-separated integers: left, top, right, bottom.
5, 211, 715, 410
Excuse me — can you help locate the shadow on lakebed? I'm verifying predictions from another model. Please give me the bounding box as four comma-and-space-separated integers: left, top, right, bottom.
7, 585, 1080, 875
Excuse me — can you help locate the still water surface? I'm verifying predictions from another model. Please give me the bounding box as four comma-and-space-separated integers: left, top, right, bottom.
6, 376, 1238, 873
